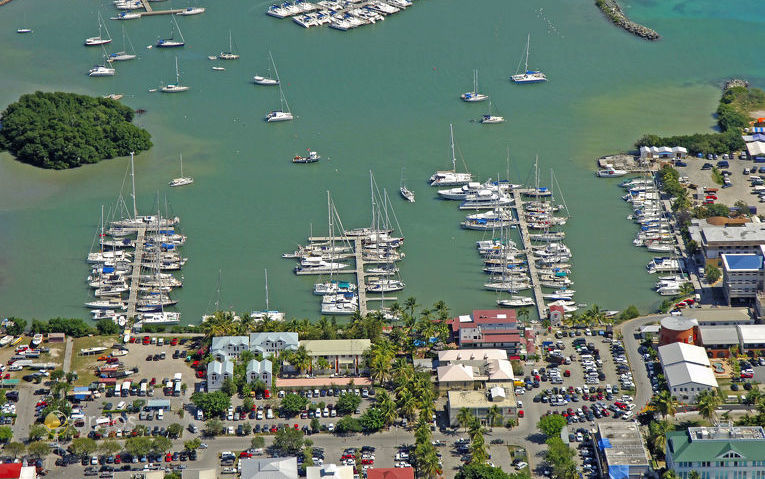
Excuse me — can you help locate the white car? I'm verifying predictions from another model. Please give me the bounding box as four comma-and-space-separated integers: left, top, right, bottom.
327, 423, 335, 432
515, 462, 528, 470
222, 467, 236, 474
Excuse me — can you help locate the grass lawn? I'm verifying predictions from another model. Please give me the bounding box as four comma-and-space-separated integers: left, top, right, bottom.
70, 335, 119, 386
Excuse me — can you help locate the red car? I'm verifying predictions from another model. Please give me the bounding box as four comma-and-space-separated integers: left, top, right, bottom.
149, 378, 156, 386
361, 459, 374, 465
518, 410, 525, 418
270, 425, 278, 433
114, 455, 121, 464
191, 360, 200, 368
142, 336, 150, 345
165, 454, 172, 463
741, 372, 754, 379
170, 338, 179, 346
294, 424, 299, 430
240, 452, 253, 458
264, 389, 271, 399
563, 370, 571, 377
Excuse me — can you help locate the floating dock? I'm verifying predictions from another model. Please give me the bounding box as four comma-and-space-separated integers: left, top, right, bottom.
511, 190, 547, 320
125, 227, 146, 318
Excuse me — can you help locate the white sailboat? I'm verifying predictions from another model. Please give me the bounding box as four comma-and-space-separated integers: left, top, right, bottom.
480, 101, 505, 124
253, 51, 280, 85
265, 82, 293, 122
88, 46, 116, 77
251, 269, 285, 322
429, 124, 473, 186
17, 14, 32, 33
460, 69, 488, 102
511, 33, 547, 84
169, 153, 193, 187
108, 25, 137, 62
85, 12, 112, 46
160, 57, 190, 93
177, 6, 206, 16
156, 16, 185, 48
399, 167, 415, 203
218, 30, 239, 60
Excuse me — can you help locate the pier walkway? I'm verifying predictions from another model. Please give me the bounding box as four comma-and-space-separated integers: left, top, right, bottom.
126, 227, 146, 318
138, 0, 186, 16
512, 190, 547, 320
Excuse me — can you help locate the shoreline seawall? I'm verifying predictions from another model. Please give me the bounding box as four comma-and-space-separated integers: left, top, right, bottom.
595, 0, 660, 41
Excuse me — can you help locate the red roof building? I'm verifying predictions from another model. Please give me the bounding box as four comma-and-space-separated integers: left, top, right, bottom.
366, 468, 415, 479
447, 310, 532, 357
0, 463, 36, 479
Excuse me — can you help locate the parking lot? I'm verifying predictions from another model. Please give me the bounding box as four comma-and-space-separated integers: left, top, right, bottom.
673, 153, 764, 208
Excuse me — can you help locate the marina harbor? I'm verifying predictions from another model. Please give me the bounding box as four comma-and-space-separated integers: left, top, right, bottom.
266, 0, 417, 31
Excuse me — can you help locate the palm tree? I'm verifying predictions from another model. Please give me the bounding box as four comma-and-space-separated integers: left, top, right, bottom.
456, 408, 474, 432
486, 405, 502, 430
468, 432, 488, 465
396, 389, 417, 421
696, 389, 722, 424
467, 416, 484, 440
391, 358, 415, 387
651, 390, 678, 418
367, 338, 396, 385
647, 419, 673, 459
375, 390, 397, 426
287, 345, 312, 375
315, 356, 330, 372
517, 308, 530, 324
418, 449, 441, 479
688, 471, 700, 479
404, 297, 419, 317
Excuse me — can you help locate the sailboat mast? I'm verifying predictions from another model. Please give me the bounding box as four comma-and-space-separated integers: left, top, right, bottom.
369, 171, 375, 228
525, 33, 530, 72
175, 57, 180, 84
180, 153, 183, 177
100, 204, 105, 253
473, 70, 478, 94
130, 152, 137, 219
327, 191, 334, 275
264, 269, 269, 310
449, 123, 456, 172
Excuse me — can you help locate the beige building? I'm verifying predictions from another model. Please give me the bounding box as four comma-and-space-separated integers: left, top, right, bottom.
447, 387, 517, 426
302, 339, 371, 375
306, 464, 354, 479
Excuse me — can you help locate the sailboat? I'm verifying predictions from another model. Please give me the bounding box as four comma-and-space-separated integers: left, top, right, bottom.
85, 12, 112, 46
264, 83, 293, 122
156, 16, 185, 48
480, 101, 505, 124
108, 25, 137, 62
251, 269, 285, 322
511, 33, 547, 84
460, 69, 488, 102
253, 51, 280, 85
399, 168, 415, 203
169, 153, 193, 187
218, 30, 239, 60
17, 13, 32, 33
429, 124, 473, 186
88, 46, 116, 77
161, 57, 190, 93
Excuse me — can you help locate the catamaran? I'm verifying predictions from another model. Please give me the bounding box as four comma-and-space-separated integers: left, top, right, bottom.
108, 25, 137, 62
265, 82, 293, 122
156, 16, 185, 48
161, 57, 190, 93
218, 30, 239, 60
169, 153, 193, 187
399, 168, 415, 203
461, 69, 488, 102
511, 33, 546, 84
253, 51, 280, 85
85, 12, 112, 46
429, 124, 473, 186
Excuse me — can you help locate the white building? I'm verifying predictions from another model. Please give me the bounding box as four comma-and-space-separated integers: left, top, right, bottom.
211, 336, 250, 362
639, 145, 687, 160
306, 464, 353, 479
249, 332, 299, 357
206, 359, 234, 392
240, 457, 298, 479
246, 359, 273, 386
721, 249, 765, 305
658, 343, 718, 402
666, 425, 765, 479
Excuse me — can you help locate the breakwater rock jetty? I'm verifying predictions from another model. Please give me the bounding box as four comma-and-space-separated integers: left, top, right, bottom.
595, 0, 660, 41
724, 79, 750, 90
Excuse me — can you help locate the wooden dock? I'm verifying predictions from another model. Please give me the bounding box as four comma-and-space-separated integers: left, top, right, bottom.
126, 227, 146, 318
138, 0, 187, 16
512, 190, 547, 320
354, 238, 368, 315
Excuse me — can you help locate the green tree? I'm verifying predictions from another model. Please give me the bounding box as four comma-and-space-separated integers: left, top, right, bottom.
27, 441, 49, 458
336, 392, 362, 415
151, 436, 172, 453
70, 437, 97, 455
486, 406, 502, 430
537, 414, 567, 438
4, 318, 26, 336
184, 438, 201, 451
50, 369, 66, 381
310, 418, 320, 433
469, 432, 489, 465
705, 264, 722, 284
96, 318, 120, 335
619, 305, 640, 321
359, 407, 385, 433
167, 423, 184, 439
457, 408, 475, 432
242, 422, 252, 435
688, 471, 701, 479
651, 390, 678, 418
251, 436, 265, 449
221, 378, 237, 396
99, 440, 122, 456
273, 428, 304, 455
696, 390, 722, 424
455, 463, 515, 479
335, 416, 363, 434
204, 419, 224, 436
0, 91, 153, 169
125, 437, 153, 457
0, 427, 12, 443
190, 391, 231, 417
280, 393, 308, 417
28, 424, 49, 442
3, 442, 25, 458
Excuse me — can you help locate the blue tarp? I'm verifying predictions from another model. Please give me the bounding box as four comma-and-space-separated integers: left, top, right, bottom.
598, 438, 612, 449
609, 465, 629, 479
102, 267, 115, 273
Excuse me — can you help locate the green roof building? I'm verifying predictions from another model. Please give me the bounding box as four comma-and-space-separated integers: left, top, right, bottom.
666, 425, 765, 478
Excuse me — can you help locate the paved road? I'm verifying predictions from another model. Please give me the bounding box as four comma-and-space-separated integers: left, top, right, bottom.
62, 338, 73, 374
615, 314, 662, 410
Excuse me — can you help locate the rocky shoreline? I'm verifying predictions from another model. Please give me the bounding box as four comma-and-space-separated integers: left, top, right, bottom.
595, 0, 660, 41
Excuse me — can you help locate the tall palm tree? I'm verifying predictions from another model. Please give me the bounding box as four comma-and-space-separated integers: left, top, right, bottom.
375, 390, 397, 426
648, 419, 673, 459
404, 297, 419, 317
456, 408, 474, 432
517, 308, 530, 324
468, 432, 488, 465
696, 389, 722, 424
392, 358, 415, 388
367, 338, 396, 385
651, 390, 678, 418
396, 389, 417, 421
418, 449, 441, 479
486, 406, 502, 430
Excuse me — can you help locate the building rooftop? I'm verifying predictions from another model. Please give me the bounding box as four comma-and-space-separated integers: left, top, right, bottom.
737, 324, 765, 345
486, 359, 515, 381
596, 422, 651, 467
664, 362, 718, 388
249, 332, 299, 351
447, 388, 516, 410
306, 464, 353, 479
722, 254, 764, 271
302, 339, 371, 357
240, 457, 298, 479
275, 377, 372, 388
366, 468, 414, 479
437, 364, 474, 383
698, 326, 740, 346
666, 309, 753, 326
701, 223, 765, 244
437, 349, 508, 363
658, 343, 710, 368
667, 426, 765, 463
660, 316, 698, 331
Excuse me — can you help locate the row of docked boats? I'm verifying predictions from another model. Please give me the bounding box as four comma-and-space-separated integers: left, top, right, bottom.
618, 177, 686, 295
84, 155, 185, 329
267, 0, 415, 31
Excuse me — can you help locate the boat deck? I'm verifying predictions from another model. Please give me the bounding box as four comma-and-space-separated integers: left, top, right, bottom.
512, 190, 547, 319
137, 0, 186, 16
125, 227, 146, 318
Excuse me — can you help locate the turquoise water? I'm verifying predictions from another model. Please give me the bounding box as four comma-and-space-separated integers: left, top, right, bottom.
0, 0, 761, 323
